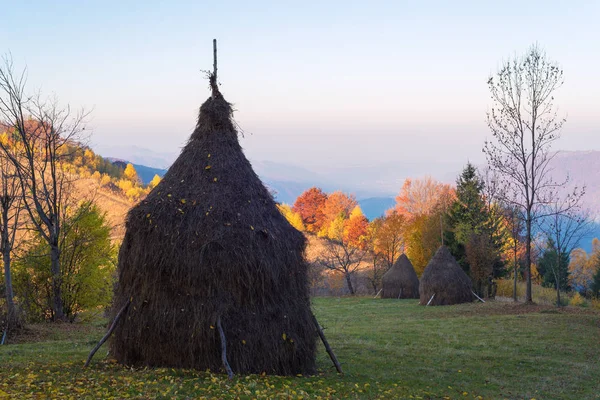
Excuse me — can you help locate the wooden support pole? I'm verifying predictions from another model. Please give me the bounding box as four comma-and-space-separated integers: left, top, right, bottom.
85, 300, 130, 367
472, 290, 486, 303
426, 293, 436, 306
1, 328, 6, 345
311, 313, 343, 374
217, 316, 234, 379
374, 289, 382, 299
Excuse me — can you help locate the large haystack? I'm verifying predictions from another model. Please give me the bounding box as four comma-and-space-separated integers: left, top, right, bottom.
381, 254, 419, 299
109, 59, 316, 375
419, 246, 473, 306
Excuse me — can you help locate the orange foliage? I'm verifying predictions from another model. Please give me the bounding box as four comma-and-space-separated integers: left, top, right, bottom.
394, 177, 455, 218
292, 187, 328, 233
320, 191, 357, 226
343, 206, 369, 249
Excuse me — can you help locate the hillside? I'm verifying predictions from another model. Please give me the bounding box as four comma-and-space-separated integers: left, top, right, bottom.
73, 178, 133, 240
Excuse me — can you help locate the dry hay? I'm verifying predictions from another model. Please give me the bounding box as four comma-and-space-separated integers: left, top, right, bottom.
381, 254, 419, 299
110, 85, 316, 375
419, 246, 473, 306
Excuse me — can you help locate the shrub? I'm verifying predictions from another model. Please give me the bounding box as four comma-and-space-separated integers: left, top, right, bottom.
569, 292, 586, 307
14, 201, 116, 321
495, 279, 569, 305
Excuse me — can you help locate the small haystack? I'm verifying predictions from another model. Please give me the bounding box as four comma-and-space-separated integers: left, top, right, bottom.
108, 43, 316, 375
381, 254, 419, 299
419, 246, 473, 306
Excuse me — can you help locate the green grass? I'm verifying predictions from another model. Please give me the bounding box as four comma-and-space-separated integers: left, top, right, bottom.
1, 299, 599, 399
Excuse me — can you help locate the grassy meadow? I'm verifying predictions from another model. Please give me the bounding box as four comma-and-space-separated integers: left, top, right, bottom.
1, 298, 599, 399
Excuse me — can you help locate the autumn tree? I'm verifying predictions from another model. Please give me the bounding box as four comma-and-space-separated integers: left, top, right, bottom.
396, 177, 454, 276
343, 206, 369, 249
14, 201, 115, 321
568, 243, 599, 295
365, 212, 405, 293
394, 177, 454, 218
0, 56, 89, 320
292, 187, 327, 233
318, 191, 357, 236
372, 211, 406, 268
405, 212, 445, 276
317, 208, 367, 295
123, 163, 139, 183
0, 154, 22, 333
483, 44, 583, 303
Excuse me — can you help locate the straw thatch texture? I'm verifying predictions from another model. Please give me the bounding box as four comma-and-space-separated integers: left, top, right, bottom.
419, 246, 473, 306
381, 254, 419, 299
110, 90, 316, 375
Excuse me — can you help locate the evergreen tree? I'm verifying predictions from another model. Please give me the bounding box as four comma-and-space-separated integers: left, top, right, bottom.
445, 163, 491, 274
537, 238, 570, 293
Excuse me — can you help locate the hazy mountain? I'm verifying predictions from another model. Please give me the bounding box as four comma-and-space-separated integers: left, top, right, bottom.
94, 144, 178, 169
132, 164, 167, 185
100, 146, 600, 222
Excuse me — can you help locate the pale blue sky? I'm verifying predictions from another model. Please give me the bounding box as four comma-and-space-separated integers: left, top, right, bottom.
1, 0, 599, 170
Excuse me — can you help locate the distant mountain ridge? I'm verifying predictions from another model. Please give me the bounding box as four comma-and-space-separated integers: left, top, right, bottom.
101, 147, 600, 223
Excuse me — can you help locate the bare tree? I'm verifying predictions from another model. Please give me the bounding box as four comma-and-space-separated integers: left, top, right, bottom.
538, 198, 592, 307
0, 55, 89, 321
0, 153, 23, 337
365, 252, 385, 294
483, 44, 582, 303
318, 235, 367, 295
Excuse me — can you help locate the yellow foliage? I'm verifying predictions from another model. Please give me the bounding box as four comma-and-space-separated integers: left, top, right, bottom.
591, 299, 600, 310
326, 215, 346, 241
91, 171, 101, 181
78, 167, 91, 178
126, 187, 147, 202
277, 204, 305, 231
149, 174, 162, 189
117, 179, 133, 193
100, 174, 112, 186
349, 205, 364, 219
496, 278, 571, 305
123, 163, 139, 182
569, 292, 585, 307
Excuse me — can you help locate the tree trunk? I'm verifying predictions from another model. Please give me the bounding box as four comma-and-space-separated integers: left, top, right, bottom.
525, 215, 533, 303
50, 244, 64, 320
513, 244, 518, 302
344, 272, 355, 295
3, 249, 17, 327
555, 252, 562, 307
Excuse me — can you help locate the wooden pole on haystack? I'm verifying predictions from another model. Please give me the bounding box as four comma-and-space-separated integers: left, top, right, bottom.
211, 39, 218, 97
